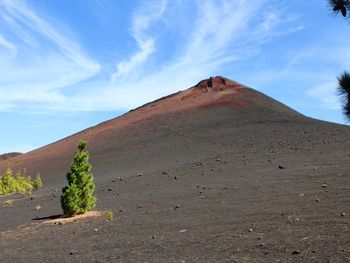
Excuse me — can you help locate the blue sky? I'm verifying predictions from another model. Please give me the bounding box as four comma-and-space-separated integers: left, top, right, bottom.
0, 0, 349, 154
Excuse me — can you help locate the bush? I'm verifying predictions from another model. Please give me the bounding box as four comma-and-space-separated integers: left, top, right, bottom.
0, 168, 42, 196
61, 140, 96, 216
107, 210, 113, 221
4, 199, 13, 206
33, 174, 43, 190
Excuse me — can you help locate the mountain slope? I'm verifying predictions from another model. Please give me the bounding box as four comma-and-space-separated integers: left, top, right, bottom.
0, 76, 306, 187
1, 76, 350, 262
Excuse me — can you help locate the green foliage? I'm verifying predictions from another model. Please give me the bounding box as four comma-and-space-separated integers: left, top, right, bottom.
33, 174, 43, 190
0, 168, 42, 196
337, 71, 350, 119
61, 140, 96, 216
107, 210, 113, 221
329, 0, 350, 17
4, 199, 13, 206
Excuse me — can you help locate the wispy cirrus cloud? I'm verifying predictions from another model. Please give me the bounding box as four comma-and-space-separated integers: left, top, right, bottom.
0, 0, 301, 112
111, 0, 167, 80
307, 82, 341, 110
100, 0, 302, 111
0, 0, 100, 109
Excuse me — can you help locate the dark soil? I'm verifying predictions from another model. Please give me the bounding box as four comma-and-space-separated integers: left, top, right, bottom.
0, 77, 349, 262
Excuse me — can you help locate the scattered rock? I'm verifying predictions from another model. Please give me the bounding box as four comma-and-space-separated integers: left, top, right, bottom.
316, 199, 321, 202
137, 173, 143, 177
107, 188, 112, 191
174, 176, 178, 180
113, 177, 126, 183
341, 212, 346, 217
321, 184, 328, 188
179, 229, 187, 233
94, 228, 98, 232
175, 204, 180, 209
35, 205, 42, 210
161, 172, 168, 175
278, 165, 285, 169
292, 250, 301, 255
248, 228, 254, 232
152, 235, 156, 239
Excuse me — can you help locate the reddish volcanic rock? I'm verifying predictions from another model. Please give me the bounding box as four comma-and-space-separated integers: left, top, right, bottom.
0, 76, 302, 187
1, 76, 350, 262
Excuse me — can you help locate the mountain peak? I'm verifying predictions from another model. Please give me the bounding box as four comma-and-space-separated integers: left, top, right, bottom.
195, 76, 242, 92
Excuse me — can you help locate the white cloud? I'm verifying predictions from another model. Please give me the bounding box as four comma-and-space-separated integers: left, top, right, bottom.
112, 0, 167, 80
0, 0, 301, 112
0, 33, 17, 54
307, 82, 341, 110
0, 0, 100, 109
98, 0, 300, 112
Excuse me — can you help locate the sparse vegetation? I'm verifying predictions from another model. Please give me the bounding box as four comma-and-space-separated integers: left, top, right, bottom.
107, 210, 113, 221
4, 199, 13, 206
61, 140, 96, 216
33, 174, 43, 190
327, 1, 350, 120
0, 168, 43, 196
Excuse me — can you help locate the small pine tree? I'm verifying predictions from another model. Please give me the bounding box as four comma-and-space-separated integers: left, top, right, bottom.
33, 174, 43, 190
61, 140, 96, 216
337, 71, 350, 120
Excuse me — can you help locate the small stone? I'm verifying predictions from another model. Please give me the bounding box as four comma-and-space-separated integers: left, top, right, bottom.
94, 228, 98, 232
316, 198, 320, 202
152, 235, 156, 239
175, 204, 180, 209
179, 229, 187, 233
216, 158, 221, 162
299, 193, 304, 197
292, 250, 301, 255
137, 173, 143, 177
58, 222, 65, 225
35, 205, 42, 210
107, 188, 112, 191
278, 165, 285, 169
248, 228, 254, 232
174, 176, 178, 180
321, 184, 328, 188
341, 212, 346, 217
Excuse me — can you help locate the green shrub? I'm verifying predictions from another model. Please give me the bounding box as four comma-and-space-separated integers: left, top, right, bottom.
4, 199, 13, 206
33, 174, 43, 190
0, 168, 42, 196
107, 210, 113, 221
61, 140, 96, 216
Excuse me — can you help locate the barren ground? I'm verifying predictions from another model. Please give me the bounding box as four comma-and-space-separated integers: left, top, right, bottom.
0, 77, 349, 262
